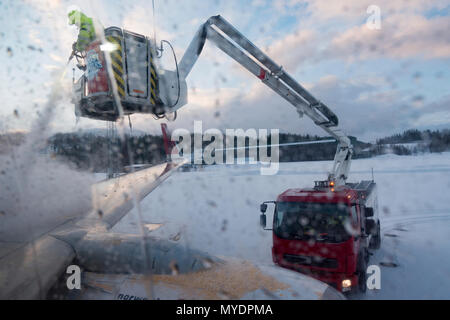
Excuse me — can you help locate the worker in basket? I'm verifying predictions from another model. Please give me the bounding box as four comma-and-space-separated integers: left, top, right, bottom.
68, 10, 97, 70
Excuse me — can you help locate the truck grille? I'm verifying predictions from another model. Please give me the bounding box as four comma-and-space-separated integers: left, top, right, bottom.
283, 254, 338, 269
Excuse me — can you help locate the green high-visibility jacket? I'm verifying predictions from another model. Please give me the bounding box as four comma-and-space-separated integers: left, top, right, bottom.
68, 11, 96, 52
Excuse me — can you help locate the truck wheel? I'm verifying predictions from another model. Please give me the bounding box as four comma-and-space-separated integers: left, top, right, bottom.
370, 222, 381, 250
357, 258, 367, 293
364, 248, 370, 265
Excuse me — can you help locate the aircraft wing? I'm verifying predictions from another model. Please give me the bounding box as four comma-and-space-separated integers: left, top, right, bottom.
0, 161, 184, 299
76, 161, 183, 230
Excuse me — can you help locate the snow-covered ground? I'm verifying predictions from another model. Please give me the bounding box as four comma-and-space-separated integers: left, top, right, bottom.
113, 152, 450, 299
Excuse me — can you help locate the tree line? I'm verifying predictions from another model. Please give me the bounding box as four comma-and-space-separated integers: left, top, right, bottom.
46, 128, 450, 172
375, 129, 450, 154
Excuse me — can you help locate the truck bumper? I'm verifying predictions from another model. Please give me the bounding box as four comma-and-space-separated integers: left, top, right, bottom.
272, 248, 358, 293
299, 269, 358, 293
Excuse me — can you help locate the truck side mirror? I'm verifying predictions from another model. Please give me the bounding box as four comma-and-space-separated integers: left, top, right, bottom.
260, 214, 267, 229
260, 203, 268, 213
365, 207, 374, 217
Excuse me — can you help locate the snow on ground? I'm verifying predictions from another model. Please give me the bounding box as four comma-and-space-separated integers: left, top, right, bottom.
361, 218, 450, 299
113, 152, 450, 299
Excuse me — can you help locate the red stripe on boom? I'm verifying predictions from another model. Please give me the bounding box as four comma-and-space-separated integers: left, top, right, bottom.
258, 68, 266, 80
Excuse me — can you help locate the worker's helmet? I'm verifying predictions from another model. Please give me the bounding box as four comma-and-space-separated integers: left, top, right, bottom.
68, 9, 82, 26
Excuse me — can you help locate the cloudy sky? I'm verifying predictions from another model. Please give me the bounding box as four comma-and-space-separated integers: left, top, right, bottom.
1, 0, 449, 141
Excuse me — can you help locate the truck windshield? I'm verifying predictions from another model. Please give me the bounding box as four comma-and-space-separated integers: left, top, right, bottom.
274, 202, 351, 243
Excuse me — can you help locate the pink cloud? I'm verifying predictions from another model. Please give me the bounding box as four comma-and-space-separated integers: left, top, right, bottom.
327, 13, 450, 60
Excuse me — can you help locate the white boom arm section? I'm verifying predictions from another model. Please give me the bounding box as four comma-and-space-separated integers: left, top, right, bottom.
178, 15, 353, 185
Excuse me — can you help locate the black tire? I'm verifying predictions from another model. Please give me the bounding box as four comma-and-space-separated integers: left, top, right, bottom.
370, 222, 381, 250
357, 257, 367, 293
364, 248, 370, 265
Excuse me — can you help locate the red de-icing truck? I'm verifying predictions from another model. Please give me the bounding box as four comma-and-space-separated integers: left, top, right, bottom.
260, 180, 381, 293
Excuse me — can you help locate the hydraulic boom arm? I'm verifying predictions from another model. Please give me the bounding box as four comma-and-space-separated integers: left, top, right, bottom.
178, 15, 353, 185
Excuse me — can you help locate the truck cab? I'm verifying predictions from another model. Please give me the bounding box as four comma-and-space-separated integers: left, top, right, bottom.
260, 180, 380, 293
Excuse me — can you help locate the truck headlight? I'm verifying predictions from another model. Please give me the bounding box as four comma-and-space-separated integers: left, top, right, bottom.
342, 279, 352, 289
